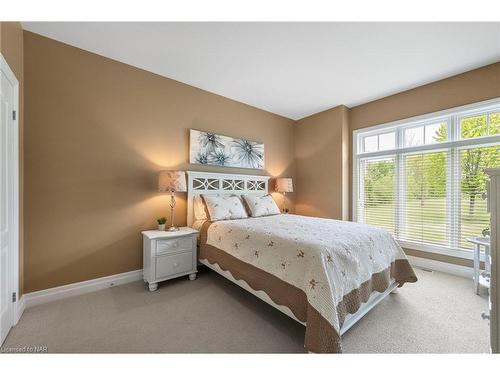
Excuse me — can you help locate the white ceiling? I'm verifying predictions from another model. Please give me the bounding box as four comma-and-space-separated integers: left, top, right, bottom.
22, 22, 500, 120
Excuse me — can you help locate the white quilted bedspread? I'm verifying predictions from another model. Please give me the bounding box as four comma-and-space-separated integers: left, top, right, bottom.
206, 214, 409, 332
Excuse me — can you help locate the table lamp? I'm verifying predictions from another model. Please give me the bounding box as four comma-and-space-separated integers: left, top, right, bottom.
158, 170, 187, 231
275, 177, 293, 213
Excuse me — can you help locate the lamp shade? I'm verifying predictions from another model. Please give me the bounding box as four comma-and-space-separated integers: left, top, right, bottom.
275, 177, 293, 193
159, 170, 187, 193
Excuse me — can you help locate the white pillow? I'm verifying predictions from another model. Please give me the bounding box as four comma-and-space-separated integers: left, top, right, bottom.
202, 195, 249, 221
193, 196, 208, 221
242, 194, 281, 217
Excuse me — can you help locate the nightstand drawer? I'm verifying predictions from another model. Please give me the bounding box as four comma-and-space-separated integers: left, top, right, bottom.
156, 252, 193, 278
156, 236, 193, 255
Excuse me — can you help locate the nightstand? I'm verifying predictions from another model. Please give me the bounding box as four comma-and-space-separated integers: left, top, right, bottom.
142, 227, 198, 291
467, 236, 491, 295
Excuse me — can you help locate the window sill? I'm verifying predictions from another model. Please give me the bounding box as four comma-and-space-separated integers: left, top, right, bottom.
397, 240, 485, 262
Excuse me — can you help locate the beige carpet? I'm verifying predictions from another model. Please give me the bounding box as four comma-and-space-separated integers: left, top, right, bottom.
1, 267, 490, 353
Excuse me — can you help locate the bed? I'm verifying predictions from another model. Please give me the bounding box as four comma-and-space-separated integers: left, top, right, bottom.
187, 171, 417, 353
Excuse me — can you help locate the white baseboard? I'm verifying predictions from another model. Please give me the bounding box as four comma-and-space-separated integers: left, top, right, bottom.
24, 269, 143, 309
408, 255, 473, 279
14, 295, 25, 325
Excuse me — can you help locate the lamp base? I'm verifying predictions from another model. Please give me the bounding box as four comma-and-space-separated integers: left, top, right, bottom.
167, 226, 180, 232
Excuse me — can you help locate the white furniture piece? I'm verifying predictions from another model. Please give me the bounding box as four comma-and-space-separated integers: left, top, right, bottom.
485, 168, 500, 353
142, 227, 198, 291
186, 171, 270, 227
467, 236, 491, 295
186, 170, 398, 337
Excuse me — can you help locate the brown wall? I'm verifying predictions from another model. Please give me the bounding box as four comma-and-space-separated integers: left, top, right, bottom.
348, 62, 500, 267
23, 31, 295, 293
350, 62, 500, 131
294, 106, 349, 219
293, 63, 500, 225
20, 29, 500, 291
1, 22, 24, 295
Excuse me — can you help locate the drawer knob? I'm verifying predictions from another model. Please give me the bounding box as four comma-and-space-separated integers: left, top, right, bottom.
481, 312, 490, 321
173, 262, 179, 268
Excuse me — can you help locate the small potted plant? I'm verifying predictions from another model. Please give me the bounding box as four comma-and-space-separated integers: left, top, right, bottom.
157, 217, 167, 231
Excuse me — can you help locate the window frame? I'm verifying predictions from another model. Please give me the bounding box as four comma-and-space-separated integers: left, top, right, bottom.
353, 97, 500, 260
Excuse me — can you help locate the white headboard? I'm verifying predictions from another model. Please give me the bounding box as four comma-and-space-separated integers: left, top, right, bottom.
186, 171, 270, 227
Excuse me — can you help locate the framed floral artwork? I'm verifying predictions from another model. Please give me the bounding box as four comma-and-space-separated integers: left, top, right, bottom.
189, 129, 265, 169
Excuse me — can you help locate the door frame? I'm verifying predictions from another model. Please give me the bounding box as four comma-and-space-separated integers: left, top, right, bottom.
0, 53, 21, 331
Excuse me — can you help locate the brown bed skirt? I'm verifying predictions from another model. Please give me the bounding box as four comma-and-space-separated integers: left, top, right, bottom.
198, 222, 417, 353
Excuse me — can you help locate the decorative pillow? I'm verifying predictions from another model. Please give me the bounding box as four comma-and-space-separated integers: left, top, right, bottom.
202, 195, 249, 221
242, 194, 281, 217
193, 196, 208, 221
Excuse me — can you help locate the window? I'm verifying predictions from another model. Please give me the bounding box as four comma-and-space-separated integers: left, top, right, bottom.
458, 145, 500, 248
403, 122, 448, 147
460, 112, 500, 139
353, 99, 500, 257
362, 131, 396, 153
360, 157, 395, 235
400, 151, 448, 246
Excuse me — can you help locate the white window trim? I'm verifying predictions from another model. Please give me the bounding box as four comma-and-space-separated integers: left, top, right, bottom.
353, 97, 500, 260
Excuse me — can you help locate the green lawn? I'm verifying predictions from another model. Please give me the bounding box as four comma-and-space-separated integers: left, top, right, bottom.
364, 196, 490, 250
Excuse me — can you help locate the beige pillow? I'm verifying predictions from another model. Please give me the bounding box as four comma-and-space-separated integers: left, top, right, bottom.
202, 195, 249, 221
242, 194, 280, 217
194, 196, 208, 221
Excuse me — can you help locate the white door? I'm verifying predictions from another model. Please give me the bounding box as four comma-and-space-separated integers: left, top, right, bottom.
0, 56, 19, 345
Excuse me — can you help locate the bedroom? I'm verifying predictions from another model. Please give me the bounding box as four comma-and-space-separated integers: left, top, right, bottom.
1, 1, 500, 372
